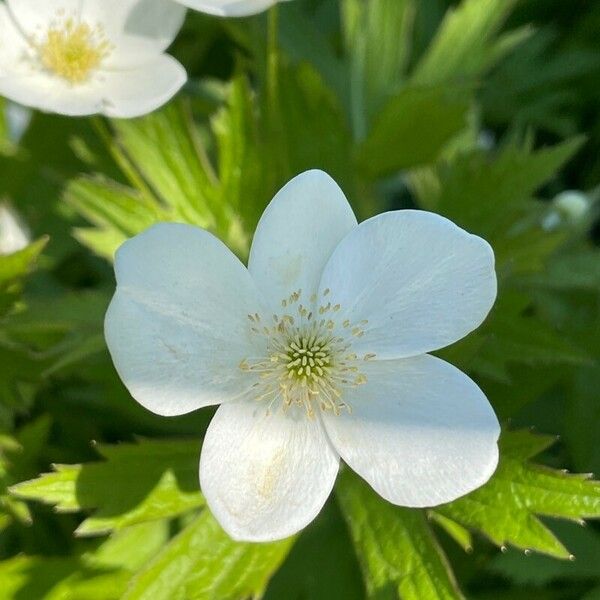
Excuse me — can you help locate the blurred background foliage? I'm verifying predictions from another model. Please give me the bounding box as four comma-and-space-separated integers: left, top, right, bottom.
1, 0, 600, 598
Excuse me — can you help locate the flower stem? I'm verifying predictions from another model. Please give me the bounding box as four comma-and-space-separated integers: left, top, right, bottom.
267, 5, 279, 112
265, 5, 290, 181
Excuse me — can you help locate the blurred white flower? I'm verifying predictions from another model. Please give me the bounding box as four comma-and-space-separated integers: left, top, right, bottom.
5, 102, 31, 142
0, 203, 30, 255
105, 170, 500, 542
174, 0, 292, 17
0, 0, 187, 118
542, 190, 593, 231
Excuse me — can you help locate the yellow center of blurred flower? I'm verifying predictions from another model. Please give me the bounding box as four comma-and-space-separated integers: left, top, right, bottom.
240, 288, 373, 418
38, 18, 112, 84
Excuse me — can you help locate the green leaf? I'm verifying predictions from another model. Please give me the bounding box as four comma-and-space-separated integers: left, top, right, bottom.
342, 0, 415, 136
276, 63, 354, 188
358, 84, 470, 177
411, 0, 520, 86
412, 137, 585, 239
428, 512, 473, 553
123, 511, 294, 600
264, 500, 364, 600
482, 29, 600, 136
11, 439, 203, 536
337, 470, 464, 600
108, 102, 218, 228
0, 236, 47, 288
434, 430, 600, 558
0, 417, 52, 528
65, 176, 164, 261
211, 75, 268, 236
0, 99, 15, 156
517, 247, 600, 292
0, 522, 169, 600
487, 521, 600, 586
71, 89, 263, 261
466, 292, 591, 383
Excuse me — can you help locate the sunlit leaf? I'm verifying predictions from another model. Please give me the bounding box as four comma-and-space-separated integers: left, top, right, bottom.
11, 439, 203, 536
434, 430, 600, 558
123, 511, 294, 600
358, 84, 471, 176
337, 470, 464, 600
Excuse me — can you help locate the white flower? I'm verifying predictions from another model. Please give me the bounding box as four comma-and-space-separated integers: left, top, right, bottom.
6, 102, 31, 142
174, 0, 291, 17
0, 202, 30, 255
105, 170, 500, 542
0, 0, 187, 118
542, 190, 594, 231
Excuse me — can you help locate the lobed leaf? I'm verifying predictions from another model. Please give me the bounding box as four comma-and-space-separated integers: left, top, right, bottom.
411, 0, 520, 86
123, 511, 294, 600
337, 470, 464, 600
10, 439, 203, 536
433, 430, 600, 558
358, 84, 471, 177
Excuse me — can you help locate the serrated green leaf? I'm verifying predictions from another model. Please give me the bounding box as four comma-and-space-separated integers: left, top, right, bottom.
0, 417, 52, 527
411, 0, 519, 86
342, 0, 415, 136
0, 521, 169, 600
358, 84, 470, 177
264, 500, 364, 600
123, 510, 294, 600
482, 29, 600, 136
487, 521, 600, 586
517, 247, 600, 291
72, 90, 261, 261
276, 62, 353, 188
211, 75, 268, 236
472, 292, 591, 380
11, 439, 203, 535
434, 430, 600, 558
65, 176, 164, 261
429, 512, 473, 553
337, 470, 464, 600
412, 137, 585, 238
0, 236, 47, 286
109, 102, 218, 228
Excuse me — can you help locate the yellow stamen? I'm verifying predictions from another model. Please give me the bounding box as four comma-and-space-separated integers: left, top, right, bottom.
38, 18, 111, 83
240, 289, 370, 417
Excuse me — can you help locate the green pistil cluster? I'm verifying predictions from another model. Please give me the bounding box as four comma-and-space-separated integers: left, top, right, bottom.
285, 336, 331, 381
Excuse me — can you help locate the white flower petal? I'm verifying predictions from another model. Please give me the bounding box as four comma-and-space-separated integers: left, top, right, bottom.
175, 0, 289, 18
105, 223, 267, 417
0, 56, 184, 118
322, 355, 500, 507
0, 69, 105, 117
100, 55, 186, 118
83, 0, 187, 69
319, 210, 497, 359
0, 4, 27, 69
7, 0, 82, 36
200, 400, 339, 541
248, 170, 357, 309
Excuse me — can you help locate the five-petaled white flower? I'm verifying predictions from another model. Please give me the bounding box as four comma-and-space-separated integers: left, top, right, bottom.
105, 170, 500, 542
174, 0, 291, 17
0, 0, 187, 118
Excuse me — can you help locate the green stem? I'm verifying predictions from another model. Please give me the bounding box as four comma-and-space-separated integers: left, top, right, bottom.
265, 5, 290, 180
267, 5, 280, 112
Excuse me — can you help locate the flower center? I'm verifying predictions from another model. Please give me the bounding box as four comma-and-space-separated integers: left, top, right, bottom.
37, 17, 112, 84
240, 288, 374, 418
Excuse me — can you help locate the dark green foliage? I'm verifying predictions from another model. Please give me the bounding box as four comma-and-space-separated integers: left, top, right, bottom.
1, 0, 600, 598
